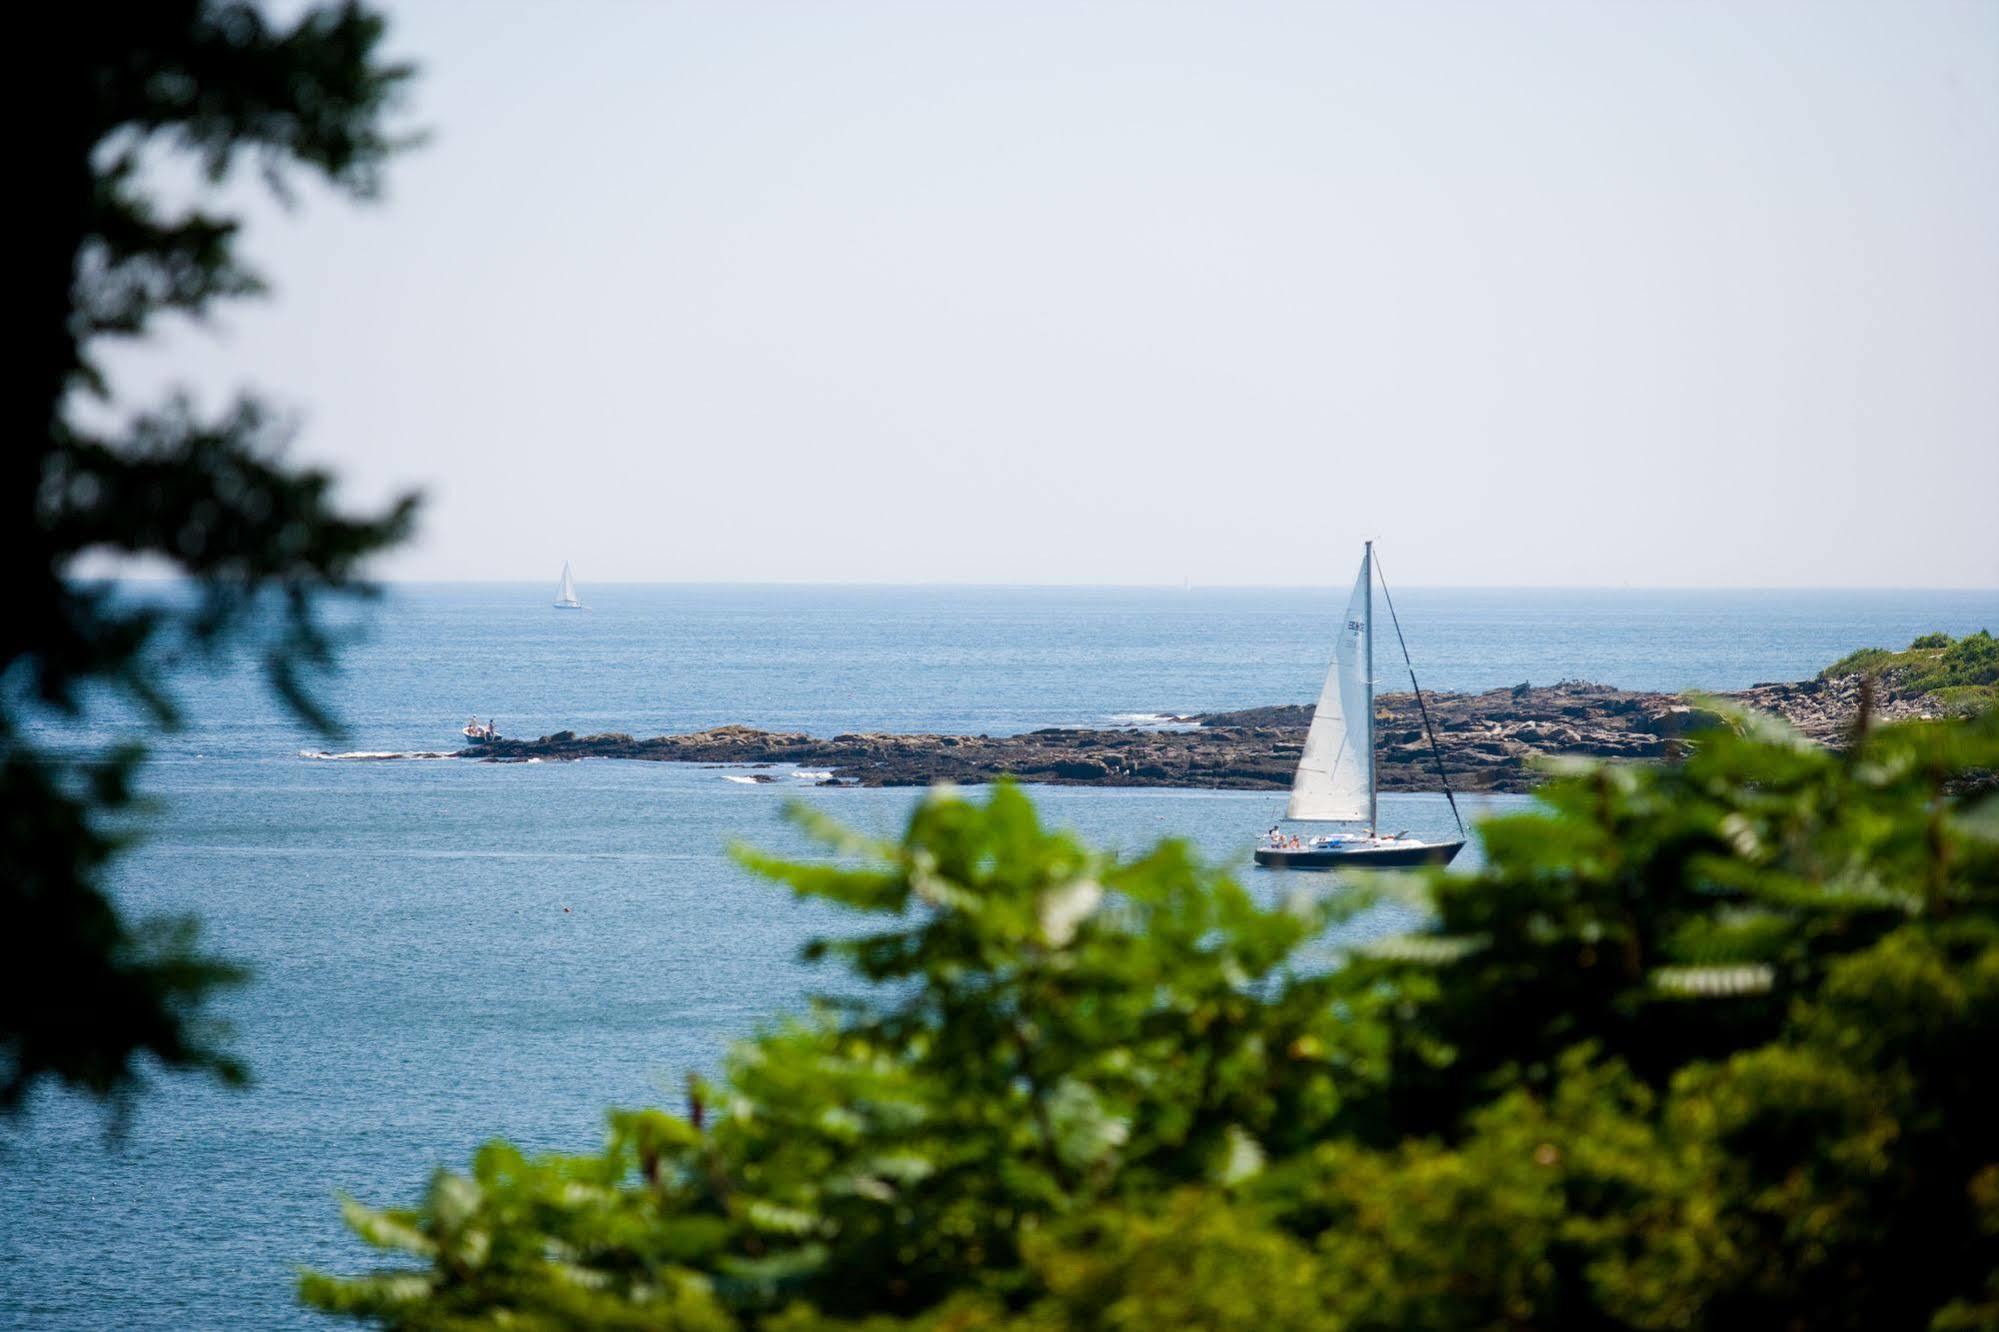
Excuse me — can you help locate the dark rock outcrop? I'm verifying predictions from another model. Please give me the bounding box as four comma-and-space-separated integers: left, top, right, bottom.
472, 682, 1738, 792
463, 672, 1963, 793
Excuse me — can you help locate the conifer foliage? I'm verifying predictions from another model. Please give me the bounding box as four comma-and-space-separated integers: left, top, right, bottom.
7, 3, 416, 1111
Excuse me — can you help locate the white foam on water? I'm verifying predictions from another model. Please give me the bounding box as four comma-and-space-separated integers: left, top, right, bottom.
792, 770, 833, 779
300, 749, 457, 761
1106, 712, 1197, 731
721, 774, 762, 784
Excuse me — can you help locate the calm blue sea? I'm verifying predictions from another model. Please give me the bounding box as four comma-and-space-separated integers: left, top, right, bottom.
3, 585, 1994, 1329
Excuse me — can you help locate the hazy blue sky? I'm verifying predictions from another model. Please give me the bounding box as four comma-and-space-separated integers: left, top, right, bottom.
104, 1, 1997, 586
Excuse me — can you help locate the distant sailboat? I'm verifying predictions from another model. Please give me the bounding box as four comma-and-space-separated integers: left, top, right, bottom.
554, 561, 584, 610
1254, 542, 1466, 869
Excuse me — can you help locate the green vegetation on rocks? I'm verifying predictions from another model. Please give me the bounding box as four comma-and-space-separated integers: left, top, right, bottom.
1823, 630, 1998, 711
305, 703, 1999, 1331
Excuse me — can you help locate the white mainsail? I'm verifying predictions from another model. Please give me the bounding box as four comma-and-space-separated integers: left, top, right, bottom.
1285, 548, 1374, 824
555, 561, 581, 607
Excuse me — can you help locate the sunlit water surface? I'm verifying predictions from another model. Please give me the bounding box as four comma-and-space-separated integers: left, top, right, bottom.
4, 584, 1994, 1328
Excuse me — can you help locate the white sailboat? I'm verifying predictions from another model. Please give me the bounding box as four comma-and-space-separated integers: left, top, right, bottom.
553, 561, 584, 610
1254, 541, 1466, 869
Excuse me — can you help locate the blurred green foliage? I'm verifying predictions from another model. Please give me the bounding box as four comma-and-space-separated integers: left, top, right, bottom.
7, 3, 415, 1112
1824, 630, 1998, 709
305, 703, 1999, 1329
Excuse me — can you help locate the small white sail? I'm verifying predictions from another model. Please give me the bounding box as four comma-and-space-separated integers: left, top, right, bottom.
1286, 552, 1373, 822
554, 561, 582, 608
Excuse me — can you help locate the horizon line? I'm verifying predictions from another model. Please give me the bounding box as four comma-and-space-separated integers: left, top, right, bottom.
95, 575, 1999, 594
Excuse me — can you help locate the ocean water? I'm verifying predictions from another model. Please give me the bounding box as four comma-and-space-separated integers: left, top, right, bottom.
3, 584, 1994, 1329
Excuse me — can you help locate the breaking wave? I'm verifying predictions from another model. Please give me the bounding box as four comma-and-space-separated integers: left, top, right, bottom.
1106, 712, 1197, 731
299, 749, 458, 762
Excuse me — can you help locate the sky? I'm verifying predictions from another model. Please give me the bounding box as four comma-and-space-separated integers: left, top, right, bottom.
100, 1, 1999, 586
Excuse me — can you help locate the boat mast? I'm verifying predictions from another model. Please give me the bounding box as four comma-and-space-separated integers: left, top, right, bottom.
1364, 540, 1376, 836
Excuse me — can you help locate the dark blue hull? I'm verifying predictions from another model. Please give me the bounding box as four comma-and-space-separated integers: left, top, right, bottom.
1254, 839, 1464, 870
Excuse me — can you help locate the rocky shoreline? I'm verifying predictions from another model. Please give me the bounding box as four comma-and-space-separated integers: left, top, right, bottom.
462, 674, 1937, 793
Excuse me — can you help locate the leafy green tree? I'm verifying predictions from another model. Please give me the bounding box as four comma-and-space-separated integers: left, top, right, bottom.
6, 2, 416, 1112
304, 703, 1999, 1330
